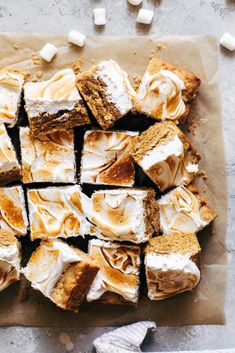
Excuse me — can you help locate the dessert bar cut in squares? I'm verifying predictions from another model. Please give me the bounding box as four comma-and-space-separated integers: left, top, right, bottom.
0, 123, 21, 186
87, 188, 160, 243
24, 68, 90, 136
27, 185, 91, 240
0, 66, 25, 127
87, 239, 140, 305
132, 121, 200, 192
22, 239, 99, 312
158, 184, 217, 235
0, 229, 21, 292
135, 57, 201, 124
145, 232, 201, 300
20, 127, 76, 184
76, 60, 137, 130
80, 130, 138, 187
0, 186, 28, 236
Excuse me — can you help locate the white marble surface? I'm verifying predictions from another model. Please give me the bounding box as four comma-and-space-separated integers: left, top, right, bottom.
0, 0, 235, 352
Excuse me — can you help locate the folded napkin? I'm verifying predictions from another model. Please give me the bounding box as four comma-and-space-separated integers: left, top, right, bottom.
93, 321, 235, 353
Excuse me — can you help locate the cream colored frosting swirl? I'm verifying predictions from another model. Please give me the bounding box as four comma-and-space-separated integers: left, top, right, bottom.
87, 239, 140, 302
159, 185, 212, 235
89, 189, 149, 243
20, 127, 75, 183
137, 69, 186, 122
0, 124, 20, 166
0, 243, 20, 292
81, 130, 137, 186
0, 69, 24, 126
24, 69, 82, 117
28, 185, 90, 240
22, 239, 83, 298
0, 186, 28, 236
145, 252, 200, 300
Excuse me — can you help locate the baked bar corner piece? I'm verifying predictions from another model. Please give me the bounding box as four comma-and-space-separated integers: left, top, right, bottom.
145, 232, 201, 300
0, 229, 21, 292
20, 127, 76, 184
88, 188, 160, 243
0, 123, 21, 186
27, 185, 91, 240
22, 239, 99, 312
135, 57, 201, 124
24, 68, 90, 136
159, 184, 217, 235
132, 121, 200, 192
76, 60, 137, 130
0, 66, 25, 127
0, 185, 28, 236
80, 129, 138, 187
87, 239, 140, 305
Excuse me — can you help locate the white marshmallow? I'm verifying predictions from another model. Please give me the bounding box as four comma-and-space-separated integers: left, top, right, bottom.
68, 30, 86, 47
220, 32, 235, 51
93, 8, 106, 26
128, 0, 143, 5
39, 43, 58, 62
136, 9, 154, 24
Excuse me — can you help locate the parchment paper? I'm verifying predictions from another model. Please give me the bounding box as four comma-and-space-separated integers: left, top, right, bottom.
0, 34, 227, 326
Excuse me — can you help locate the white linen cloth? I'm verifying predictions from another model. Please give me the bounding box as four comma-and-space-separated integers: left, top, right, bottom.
93, 321, 235, 353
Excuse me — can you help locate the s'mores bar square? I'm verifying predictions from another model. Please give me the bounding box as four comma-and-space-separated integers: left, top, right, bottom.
0, 67, 25, 127
0, 124, 21, 185
0, 186, 28, 236
20, 127, 76, 184
145, 232, 201, 300
87, 239, 140, 305
24, 69, 90, 136
135, 57, 201, 124
0, 229, 21, 292
132, 121, 200, 191
22, 239, 99, 312
88, 188, 160, 243
80, 130, 138, 187
159, 184, 217, 235
77, 60, 137, 130
27, 185, 90, 240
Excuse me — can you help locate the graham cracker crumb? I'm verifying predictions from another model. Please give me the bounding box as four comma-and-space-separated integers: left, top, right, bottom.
198, 169, 208, 180
25, 71, 31, 79
72, 60, 82, 74
188, 121, 198, 135
156, 43, 165, 50
36, 71, 43, 78
132, 75, 141, 91
31, 77, 37, 82
14, 44, 19, 50
32, 53, 40, 66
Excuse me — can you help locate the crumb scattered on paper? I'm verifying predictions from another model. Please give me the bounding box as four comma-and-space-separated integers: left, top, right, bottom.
14, 44, 19, 50
32, 53, 40, 65
36, 71, 43, 78
188, 120, 198, 135
72, 60, 82, 73
132, 74, 141, 91
198, 170, 208, 180
59, 332, 74, 352
156, 43, 165, 50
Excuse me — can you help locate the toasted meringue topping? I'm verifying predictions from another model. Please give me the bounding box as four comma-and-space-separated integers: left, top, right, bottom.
159, 186, 213, 235
95, 60, 137, 114
0, 124, 20, 167
0, 242, 20, 292
81, 130, 137, 186
20, 127, 75, 183
89, 189, 150, 243
138, 134, 199, 191
0, 186, 28, 236
28, 185, 90, 240
24, 69, 82, 117
137, 69, 186, 122
87, 239, 140, 302
22, 239, 83, 298
145, 252, 200, 300
0, 68, 24, 126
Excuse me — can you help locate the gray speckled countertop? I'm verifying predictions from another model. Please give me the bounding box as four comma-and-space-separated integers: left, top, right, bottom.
0, 1, 235, 352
